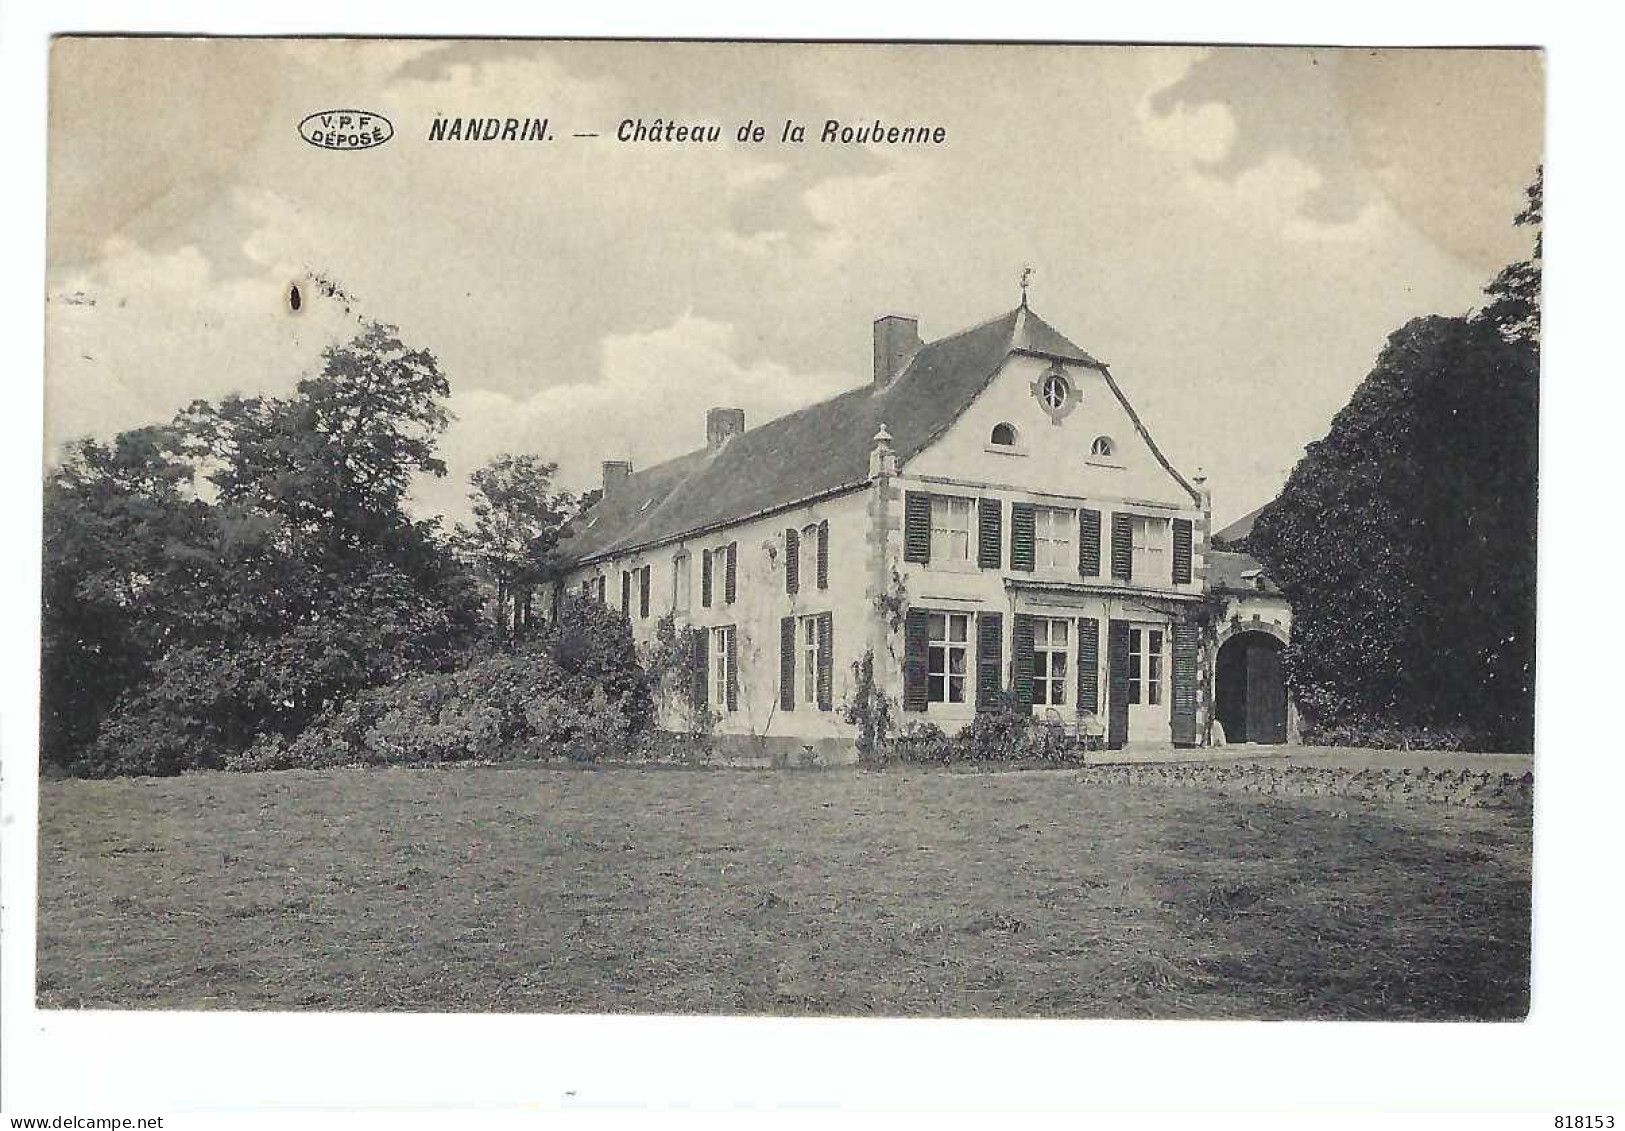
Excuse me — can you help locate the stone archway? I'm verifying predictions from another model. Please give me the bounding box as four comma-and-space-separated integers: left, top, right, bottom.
1214, 630, 1287, 744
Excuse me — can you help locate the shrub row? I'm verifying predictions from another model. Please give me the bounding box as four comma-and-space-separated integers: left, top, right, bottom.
887, 693, 1090, 766
226, 597, 652, 772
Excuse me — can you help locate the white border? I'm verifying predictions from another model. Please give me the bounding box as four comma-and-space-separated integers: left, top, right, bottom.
3, 1, 1621, 1121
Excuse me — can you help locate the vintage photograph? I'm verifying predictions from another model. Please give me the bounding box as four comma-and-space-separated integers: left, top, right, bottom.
37, 39, 1540, 1019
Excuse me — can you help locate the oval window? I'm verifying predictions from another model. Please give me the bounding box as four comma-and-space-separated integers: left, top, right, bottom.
990, 422, 1018, 446
1041, 373, 1069, 410
1091, 436, 1115, 458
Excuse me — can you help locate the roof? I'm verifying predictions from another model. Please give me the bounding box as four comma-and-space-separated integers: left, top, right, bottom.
1213, 504, 1269, 545
561, 304, 1170, 565
1207, 549, 1283, 596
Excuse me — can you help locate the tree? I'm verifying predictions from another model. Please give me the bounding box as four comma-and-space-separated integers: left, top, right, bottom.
1249, 169, 1540, 752
1479, 165, 1542, 346
453, 454, 579, 641
41, 321, 483, 775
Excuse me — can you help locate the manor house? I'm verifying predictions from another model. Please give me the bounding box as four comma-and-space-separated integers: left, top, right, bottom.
556, 301, 1293, 757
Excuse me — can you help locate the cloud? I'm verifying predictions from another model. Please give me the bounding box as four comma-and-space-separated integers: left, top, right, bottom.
413, 313, 860, 524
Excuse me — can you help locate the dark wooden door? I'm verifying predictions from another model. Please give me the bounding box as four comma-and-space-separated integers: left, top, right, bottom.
1246, 642, 1287, 744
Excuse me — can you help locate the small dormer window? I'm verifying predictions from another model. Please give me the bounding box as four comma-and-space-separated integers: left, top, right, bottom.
1091, 436, 1115, 458
1040, 373, 1069, 410
990, 422, 1018, 447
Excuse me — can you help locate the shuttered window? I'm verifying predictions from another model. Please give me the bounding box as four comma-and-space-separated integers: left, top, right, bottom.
711, 625, 737, 713
927, 612, 971, 703
701, 548, 713, 607
1078, 508, 1102, 577
816, 520, 830, 590
1171, 623, 1199, 745
1076, 617, 1100, 714
621, 570, 631, 616
638, 565, 650, 618
1107, 619, 1131, 747
902, 608, 931, 711
1032, 617, 1070, 706
976, 611, 1003, 710
1131, 517, 1168, 581
673, 553, 691, 613
691, 626, 709, 709
1033, 507, 1074, 570
723, 542, 737, 605
1110, 514, 1133, 581
1010, 503, 1036, 572
816, 612, 833, 711
785, 527, 800, 594
1011, 613, 1036, 707
800, 614, 820, 706
780, 615, 796, 712
903, 491, 932, 564
977, 498, 1002, 569
1172, 518, 1193, 585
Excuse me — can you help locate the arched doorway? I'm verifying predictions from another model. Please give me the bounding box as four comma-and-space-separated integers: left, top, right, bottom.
1215, 631, 1287, 744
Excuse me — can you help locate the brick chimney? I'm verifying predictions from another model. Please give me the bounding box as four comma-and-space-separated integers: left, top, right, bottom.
873, 314, 921, 386
706, 407, 746, 451
602, 459, 632, 497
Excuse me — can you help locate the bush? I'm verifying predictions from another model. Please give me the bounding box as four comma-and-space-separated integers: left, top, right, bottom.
888, 695, 1088, 766
225, 596, 653, 771
1300, 716, 1471, 752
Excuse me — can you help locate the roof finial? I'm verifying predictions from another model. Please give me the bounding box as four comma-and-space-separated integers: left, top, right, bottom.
1019, 264, 1033, 308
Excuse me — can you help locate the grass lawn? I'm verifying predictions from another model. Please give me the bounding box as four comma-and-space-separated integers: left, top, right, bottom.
37, 764, 1531, 1018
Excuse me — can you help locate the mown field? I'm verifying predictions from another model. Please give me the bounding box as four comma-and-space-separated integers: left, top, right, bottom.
37, 764, 1531, 1018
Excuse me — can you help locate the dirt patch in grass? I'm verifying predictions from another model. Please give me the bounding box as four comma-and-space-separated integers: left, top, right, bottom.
37, 765, 1530, 1018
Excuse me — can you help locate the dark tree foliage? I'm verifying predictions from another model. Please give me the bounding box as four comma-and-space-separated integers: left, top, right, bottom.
1249, 170, 1540, 752
453, 454, 581, 642
41, 322, 483, 776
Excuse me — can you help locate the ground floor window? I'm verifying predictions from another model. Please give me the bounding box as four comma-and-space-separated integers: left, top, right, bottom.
1128, 626, 1164, 705
800, 614, 821, 706
928, 612, 969, 703
711, 625, 734, 712
1034, 617, 1069, 706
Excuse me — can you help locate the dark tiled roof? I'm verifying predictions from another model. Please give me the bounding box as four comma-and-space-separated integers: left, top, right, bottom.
1213, 504, 1269, 545
561, 306, 1109, 565
1207, 549, 1282, 595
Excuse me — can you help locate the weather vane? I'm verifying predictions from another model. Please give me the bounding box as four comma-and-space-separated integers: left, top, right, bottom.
1019, 264, 1034, 306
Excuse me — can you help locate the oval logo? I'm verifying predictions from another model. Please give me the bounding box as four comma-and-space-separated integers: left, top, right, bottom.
298, 109, 394, 151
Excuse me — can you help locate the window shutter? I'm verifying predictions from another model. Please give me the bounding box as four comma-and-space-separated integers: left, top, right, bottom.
621, 570, 631, 615
977, 498, 1003, 569
725, 626, 739, 712
639, 565, 650, 618
1111, 514, 1134, 582
1107, 619, 1131, 748
817, 612, 833, 711
902, 608, 930, 712
816, 521, 829, 590
1079, 508, 1102, 577
780, 616, 796, 712
1172, 518, 1193, 586
1011, 614, 1036, 707
903, 491, 931, 564
702, 549, 713, 607
724, 542, 737, 604
691, 626, 709, 710
1171, 622, 1199, 745
1077, 617, 1100, 715
976, 611, 1004, 711
785, 528, 800, 594
1010, 503, 1036, 573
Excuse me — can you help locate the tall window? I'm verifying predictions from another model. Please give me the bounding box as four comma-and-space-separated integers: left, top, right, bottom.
1127, 626, 1164, 706
1033, 507, 1075, 570
929, 496, 973, 562
711, 625, 734, 712
801, 523, 819, 589
928, 612, 970, 704
1131, 516, 1168, 580
800, 615, 821, 705
1147, 629, 1164, 706
1033, 618, 1070, 707
673, 553, 691, 613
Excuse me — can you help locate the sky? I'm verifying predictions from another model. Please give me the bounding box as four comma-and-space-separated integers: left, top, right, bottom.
44, 40, 1543, 529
